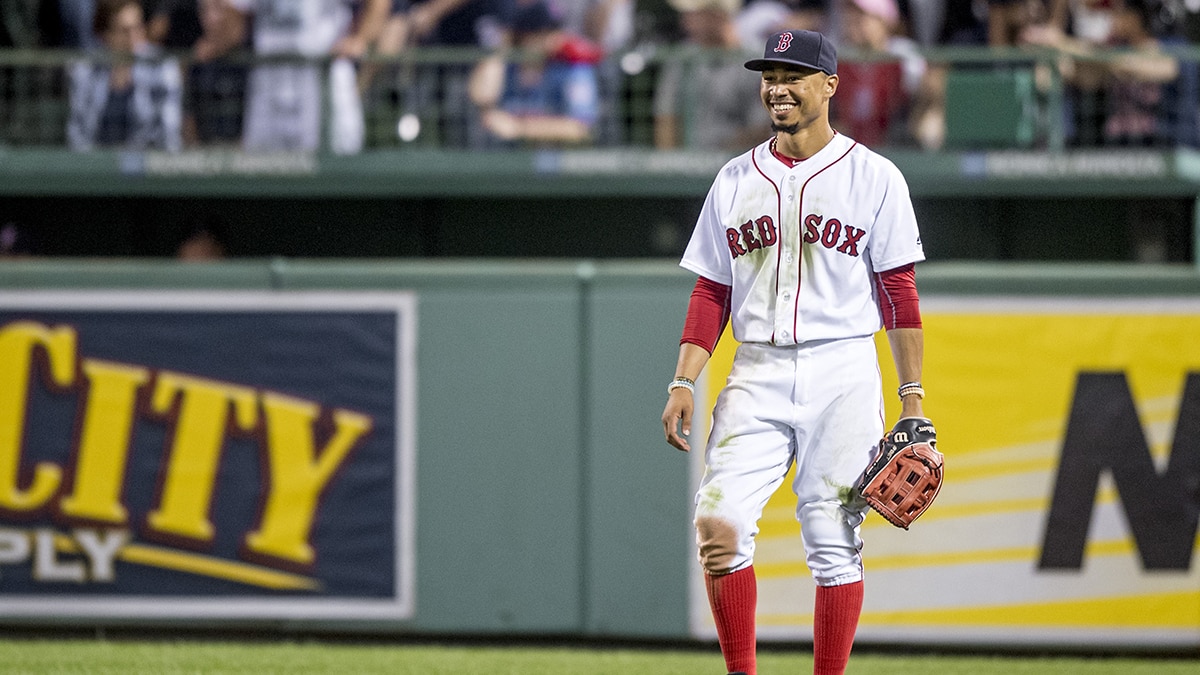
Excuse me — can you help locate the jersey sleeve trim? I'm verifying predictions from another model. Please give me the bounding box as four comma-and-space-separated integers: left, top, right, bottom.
872, 251, 926, 273
680, 259, 732, 286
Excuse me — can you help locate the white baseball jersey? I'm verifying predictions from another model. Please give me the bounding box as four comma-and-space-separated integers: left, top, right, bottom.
680, 133, 924, 345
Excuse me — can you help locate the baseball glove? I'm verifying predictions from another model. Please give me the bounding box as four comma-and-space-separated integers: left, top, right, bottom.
856, 417, 943, 529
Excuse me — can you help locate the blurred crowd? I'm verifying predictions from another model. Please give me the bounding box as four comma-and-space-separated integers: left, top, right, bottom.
0, 0, 1198, 153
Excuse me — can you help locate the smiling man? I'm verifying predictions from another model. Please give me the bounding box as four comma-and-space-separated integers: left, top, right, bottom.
660, 29, 932, 675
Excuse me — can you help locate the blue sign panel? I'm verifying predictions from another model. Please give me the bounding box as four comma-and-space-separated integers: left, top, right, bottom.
0, 291, 416, 620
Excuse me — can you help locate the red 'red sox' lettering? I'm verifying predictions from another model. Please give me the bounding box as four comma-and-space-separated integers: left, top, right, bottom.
726, 216, 778, 259
803, 213, 864, 257
756, 216, 778, 246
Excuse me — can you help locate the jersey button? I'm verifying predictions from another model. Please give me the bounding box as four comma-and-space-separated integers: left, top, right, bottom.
782, 291, 791, 300
785, 194, 794, 202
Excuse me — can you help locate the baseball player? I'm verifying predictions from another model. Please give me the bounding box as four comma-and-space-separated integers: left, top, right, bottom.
660, 29, 927, 675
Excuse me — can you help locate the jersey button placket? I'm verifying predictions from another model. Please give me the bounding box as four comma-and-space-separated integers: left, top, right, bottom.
775, 171, 801, 345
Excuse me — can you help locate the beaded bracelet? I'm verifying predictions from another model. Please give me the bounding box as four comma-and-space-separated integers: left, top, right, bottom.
668, 376, 695, 395
898, 381, 925, 400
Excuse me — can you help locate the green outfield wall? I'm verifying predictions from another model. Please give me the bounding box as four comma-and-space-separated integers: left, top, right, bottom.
0, 259, 1199, 647
2, 147, 1199, 263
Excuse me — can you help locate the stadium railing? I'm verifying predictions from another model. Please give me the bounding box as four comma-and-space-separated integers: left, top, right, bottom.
1, 44, 1198, 153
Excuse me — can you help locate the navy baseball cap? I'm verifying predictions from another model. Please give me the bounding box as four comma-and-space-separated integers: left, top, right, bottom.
744, 30, 837, 75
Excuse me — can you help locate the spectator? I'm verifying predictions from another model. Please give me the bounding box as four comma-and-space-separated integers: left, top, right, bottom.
468, 0, 604, 145
182, 0, 248, 146
67, 0, 183, 151
889, 1, 988, 151
736, 0, 829, 51
1149, 0, 1199, 147
655, 0, 771, 150
1059, 0, 1117, 44
405, 0, 517, 147
358, 0, 412, 96
833, 0, 942, 148
212, 0, 390, 154
556, 0, 638, 144
1017, 1, 1110, 144
989, 0, 1066, 46
1100, 0, 1181, 144
175, 222, 228, 260
145, 0, 247, 146
406, 0, 513, 47
356, 0, 437, 149
1022, 0, 1180, 146
147, 0, 204, 49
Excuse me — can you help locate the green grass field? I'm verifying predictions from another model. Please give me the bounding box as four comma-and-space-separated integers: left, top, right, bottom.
0, 640, 1196, 674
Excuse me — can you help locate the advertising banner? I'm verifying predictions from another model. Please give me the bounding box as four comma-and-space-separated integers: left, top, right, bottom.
0, 291, 416, 620
690, 297, 1200, 647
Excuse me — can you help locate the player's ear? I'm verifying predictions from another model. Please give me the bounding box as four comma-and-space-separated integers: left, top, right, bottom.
824, 73, 839, 98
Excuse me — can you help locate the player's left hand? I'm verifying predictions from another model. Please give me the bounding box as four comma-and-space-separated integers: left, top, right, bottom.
662, 390, 694, 452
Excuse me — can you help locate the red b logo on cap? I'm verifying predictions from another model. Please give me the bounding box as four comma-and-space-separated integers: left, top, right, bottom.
774, 32, 792, 53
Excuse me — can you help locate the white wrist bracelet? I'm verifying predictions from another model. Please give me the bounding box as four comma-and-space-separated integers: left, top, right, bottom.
668, 377, 695, 395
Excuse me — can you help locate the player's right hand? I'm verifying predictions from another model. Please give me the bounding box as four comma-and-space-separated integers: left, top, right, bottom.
662, 391, 694, 452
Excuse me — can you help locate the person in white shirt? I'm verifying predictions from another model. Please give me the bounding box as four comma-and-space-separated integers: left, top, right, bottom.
661, 28, 929, 675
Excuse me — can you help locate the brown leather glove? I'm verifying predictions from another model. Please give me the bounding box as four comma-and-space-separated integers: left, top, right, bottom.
857, 417, 944, 529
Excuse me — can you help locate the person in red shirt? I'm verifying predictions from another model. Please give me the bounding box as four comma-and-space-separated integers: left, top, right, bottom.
831, 0, 942, 148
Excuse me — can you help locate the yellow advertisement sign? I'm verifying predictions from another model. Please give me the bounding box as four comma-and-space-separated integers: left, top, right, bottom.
690, 298, 1200, 647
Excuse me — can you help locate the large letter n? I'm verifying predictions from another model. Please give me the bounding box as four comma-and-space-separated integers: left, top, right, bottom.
1039, 372, 1200, 570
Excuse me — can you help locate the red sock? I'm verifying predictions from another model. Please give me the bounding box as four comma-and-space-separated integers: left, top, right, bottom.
813, 580, 864, 675
705, 565, 757, 675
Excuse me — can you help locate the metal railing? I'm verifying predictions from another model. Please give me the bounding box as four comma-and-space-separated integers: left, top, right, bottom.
1, 44, 1198, 153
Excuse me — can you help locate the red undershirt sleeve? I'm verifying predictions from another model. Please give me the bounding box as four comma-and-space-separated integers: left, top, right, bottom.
681, 276, 732, 354
875, 263, 922, 330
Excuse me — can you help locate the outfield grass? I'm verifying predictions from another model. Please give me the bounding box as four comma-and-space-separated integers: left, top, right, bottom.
0, 640, 1196, 674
